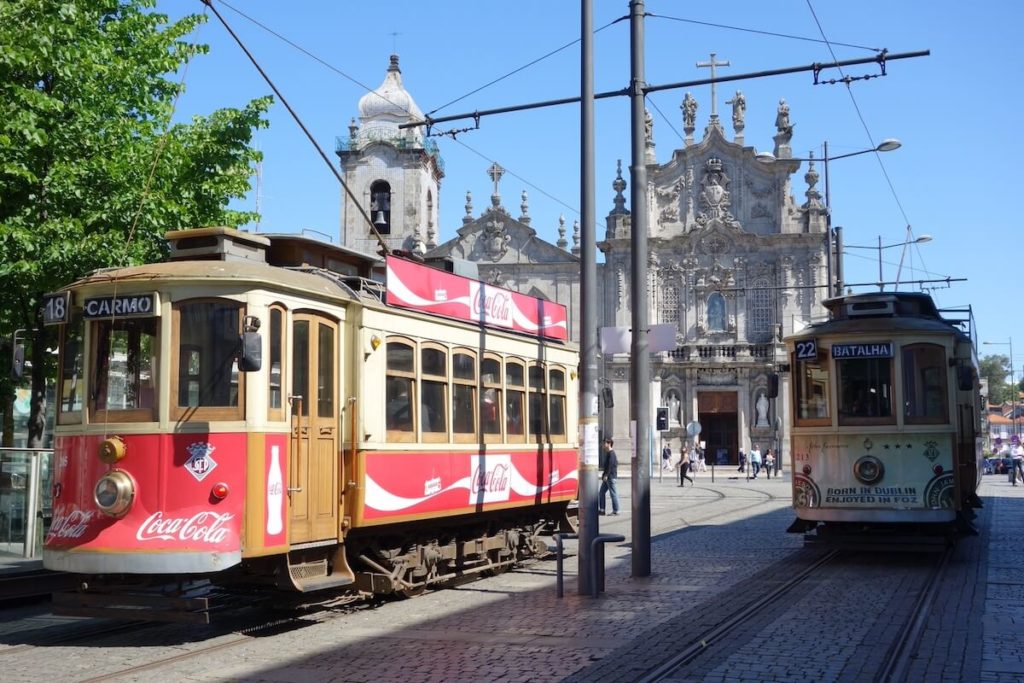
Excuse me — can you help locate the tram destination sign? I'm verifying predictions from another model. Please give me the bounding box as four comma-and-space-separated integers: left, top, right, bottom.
831, 342, 893, 359
83, 293, 160, 319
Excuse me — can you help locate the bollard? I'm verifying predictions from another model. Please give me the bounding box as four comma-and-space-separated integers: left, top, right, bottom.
553, 532, 578, 598
591, 533, 626, 598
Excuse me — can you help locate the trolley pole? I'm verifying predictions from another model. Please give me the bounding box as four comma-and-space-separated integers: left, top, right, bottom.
577, 0, 600, 596
629, 0, 652, 577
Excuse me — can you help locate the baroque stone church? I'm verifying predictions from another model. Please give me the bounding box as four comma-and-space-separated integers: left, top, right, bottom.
336, 55, 830, 468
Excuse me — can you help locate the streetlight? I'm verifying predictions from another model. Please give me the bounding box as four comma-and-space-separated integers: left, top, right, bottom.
983, 339, 1018, 444
844, 234, 932, 291
756, 139, 902, 297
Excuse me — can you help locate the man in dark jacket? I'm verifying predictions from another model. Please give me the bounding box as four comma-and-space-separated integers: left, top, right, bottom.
599, 437, 620, 515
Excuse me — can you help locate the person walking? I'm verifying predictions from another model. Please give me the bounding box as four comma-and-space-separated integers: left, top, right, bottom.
688, 445, 699, 479
749, 443, 762, 479
697, 446, 707, 473
737, 448, 746, 474
599, 437, 620, 515
764, 449, 775, 479
1012, 444, 1024, 486
679, 445, 694, 487
662, 444, 673, 472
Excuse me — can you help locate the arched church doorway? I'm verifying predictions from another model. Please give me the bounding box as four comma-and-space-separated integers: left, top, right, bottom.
697, 391, 738, 466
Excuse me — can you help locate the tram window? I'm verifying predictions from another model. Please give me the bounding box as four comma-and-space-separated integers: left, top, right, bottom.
421, 346, 447, 439
268, 307, 284, 418
58, 312, 85, 423
794, 351, 830, 425
292, 320, 309, 416
92, 316, 157, 420
837, 356, 894, 425
317, 324, 335, 418
452, 351, 476, 440
903, 344, 948, 424
174, 301, 242, 413
528, 364, 547, 437
481, 357, 502, 438
385, 340, 415, 437
506, 361, 526, 442
548, 367, 567, 439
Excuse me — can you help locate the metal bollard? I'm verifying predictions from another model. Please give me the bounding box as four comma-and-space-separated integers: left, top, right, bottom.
553, 532, 578, 598
591, 533, 626, 598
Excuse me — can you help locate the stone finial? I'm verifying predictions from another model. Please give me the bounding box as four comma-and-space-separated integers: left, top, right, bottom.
571, 219, 580, 256
557, 214, 567, 249
803, 152, 823, 210
463, 190, 474, 224
487, 162, 504, 210
611, 159, 629, 216
520, 190, 530, 225
348, 117, 358, 139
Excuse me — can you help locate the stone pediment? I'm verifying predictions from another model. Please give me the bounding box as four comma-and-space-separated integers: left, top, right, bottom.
426, 209, 576, 265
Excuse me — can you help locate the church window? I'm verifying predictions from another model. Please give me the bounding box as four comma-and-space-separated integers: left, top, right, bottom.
661, 285, 679, 323
707, 292, 726, 331
370, 180, 392, 234
750, 278, 773, 340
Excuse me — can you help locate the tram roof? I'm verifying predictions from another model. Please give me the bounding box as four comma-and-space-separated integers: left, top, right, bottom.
792, 291, 973, 341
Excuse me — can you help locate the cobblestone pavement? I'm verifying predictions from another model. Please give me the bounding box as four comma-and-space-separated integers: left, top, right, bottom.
2, 471, 1021, 682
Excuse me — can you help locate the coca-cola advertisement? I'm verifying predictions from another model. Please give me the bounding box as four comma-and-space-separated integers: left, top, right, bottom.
385, 256, 568, 341
44, 432, 245, 557
361, 449, 578, 522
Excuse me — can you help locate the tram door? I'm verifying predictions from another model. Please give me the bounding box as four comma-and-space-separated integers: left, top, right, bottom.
289, 314, 339, 544
698, 391, 739, 466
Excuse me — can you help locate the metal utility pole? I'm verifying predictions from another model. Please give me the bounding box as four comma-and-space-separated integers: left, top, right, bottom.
628, 0, 651, 577
576, 0, 600, 596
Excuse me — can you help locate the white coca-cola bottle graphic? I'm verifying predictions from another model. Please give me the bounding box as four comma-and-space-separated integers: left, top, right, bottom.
266, 445, 284, 535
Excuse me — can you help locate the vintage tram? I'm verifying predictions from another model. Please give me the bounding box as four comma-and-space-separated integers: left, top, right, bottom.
42, 227, 578, 618
784, 291, 983, 546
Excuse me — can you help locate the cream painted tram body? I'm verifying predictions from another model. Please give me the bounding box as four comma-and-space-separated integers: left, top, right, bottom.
42, 228, 578, 615
785, 292, 982, 543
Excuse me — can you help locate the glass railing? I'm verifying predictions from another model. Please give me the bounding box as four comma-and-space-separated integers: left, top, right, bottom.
0, 448, 53, 558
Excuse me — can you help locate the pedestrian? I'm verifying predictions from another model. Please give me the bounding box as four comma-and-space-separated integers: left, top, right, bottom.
1012, 444, 1024, 486
737, 448, 746, 473
679, 445, 694, 486
662, 444, 673, 472
697, 446, 707, 473
764, 449, 775, 479
599, 437, 620, 515
749, 443, 762, 478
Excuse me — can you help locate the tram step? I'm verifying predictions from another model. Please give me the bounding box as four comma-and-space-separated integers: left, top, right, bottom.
287, 558, 355, 592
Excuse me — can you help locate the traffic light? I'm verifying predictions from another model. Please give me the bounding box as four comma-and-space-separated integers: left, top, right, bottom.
656, 406, 668, 431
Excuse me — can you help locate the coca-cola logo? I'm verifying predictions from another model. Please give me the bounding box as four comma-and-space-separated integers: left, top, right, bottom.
471, 463, 510, 494
136, 510, 235, 544
472, 289, 513, 324
48, 509, 96, 539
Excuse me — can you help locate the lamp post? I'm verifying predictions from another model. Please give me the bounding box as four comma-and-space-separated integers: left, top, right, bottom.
756, 139, 901, 297
984, 339, 1017, 443
844, 234, 932, 291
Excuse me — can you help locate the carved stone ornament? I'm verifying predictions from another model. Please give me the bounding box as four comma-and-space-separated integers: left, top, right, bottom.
698, 370, 738, 385
482, 216, 510, 262
695, 157, 735, 226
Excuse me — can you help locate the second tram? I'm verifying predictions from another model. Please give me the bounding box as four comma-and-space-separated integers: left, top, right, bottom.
784, 292, 983, 546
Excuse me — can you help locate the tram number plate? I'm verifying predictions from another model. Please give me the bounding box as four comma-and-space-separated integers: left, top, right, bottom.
42, 292, 70, 325
795, 339, 818, 360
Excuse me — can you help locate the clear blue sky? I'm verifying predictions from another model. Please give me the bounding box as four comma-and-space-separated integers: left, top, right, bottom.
166, 1, 1023, 379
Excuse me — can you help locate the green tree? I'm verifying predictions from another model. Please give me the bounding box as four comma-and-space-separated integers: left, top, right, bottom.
0, 0, 270, 446
979, 354, 1011, 406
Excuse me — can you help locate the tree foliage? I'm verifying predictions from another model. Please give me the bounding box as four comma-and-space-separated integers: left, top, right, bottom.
0, 0, 271, 445
979, 354, 1014, 406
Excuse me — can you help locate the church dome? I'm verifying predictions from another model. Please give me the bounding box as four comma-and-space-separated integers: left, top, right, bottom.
357, 54, 424, 126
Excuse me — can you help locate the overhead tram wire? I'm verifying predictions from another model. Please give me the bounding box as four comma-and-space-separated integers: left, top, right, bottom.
201, 0, 390, 254
400, 50, 929, 132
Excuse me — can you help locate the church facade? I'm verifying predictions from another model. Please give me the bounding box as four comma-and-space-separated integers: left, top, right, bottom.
336, 55, 830, 468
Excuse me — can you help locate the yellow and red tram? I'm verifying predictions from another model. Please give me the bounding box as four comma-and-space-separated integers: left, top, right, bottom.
42, 227, 578, 611
784, 292, 983, 545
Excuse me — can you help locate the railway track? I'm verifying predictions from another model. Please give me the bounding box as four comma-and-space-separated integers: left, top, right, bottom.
633, 547, 952, 682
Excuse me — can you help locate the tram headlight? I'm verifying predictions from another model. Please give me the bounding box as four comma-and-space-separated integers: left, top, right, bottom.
93, 470, 135, 517
853, 455, 885, 486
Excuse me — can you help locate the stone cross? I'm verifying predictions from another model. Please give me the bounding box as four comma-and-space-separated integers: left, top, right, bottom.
696, 52, 730, 119
487, 162, 504, 195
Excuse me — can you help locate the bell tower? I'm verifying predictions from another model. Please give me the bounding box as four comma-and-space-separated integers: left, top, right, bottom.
336, 55, 444, 254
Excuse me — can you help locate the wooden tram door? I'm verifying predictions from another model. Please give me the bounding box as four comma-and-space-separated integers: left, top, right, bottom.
289, 314, 340, 544
698, 391, 739, 466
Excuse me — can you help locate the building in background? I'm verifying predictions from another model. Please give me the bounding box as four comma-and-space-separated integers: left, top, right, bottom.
337, 56, 830, 467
